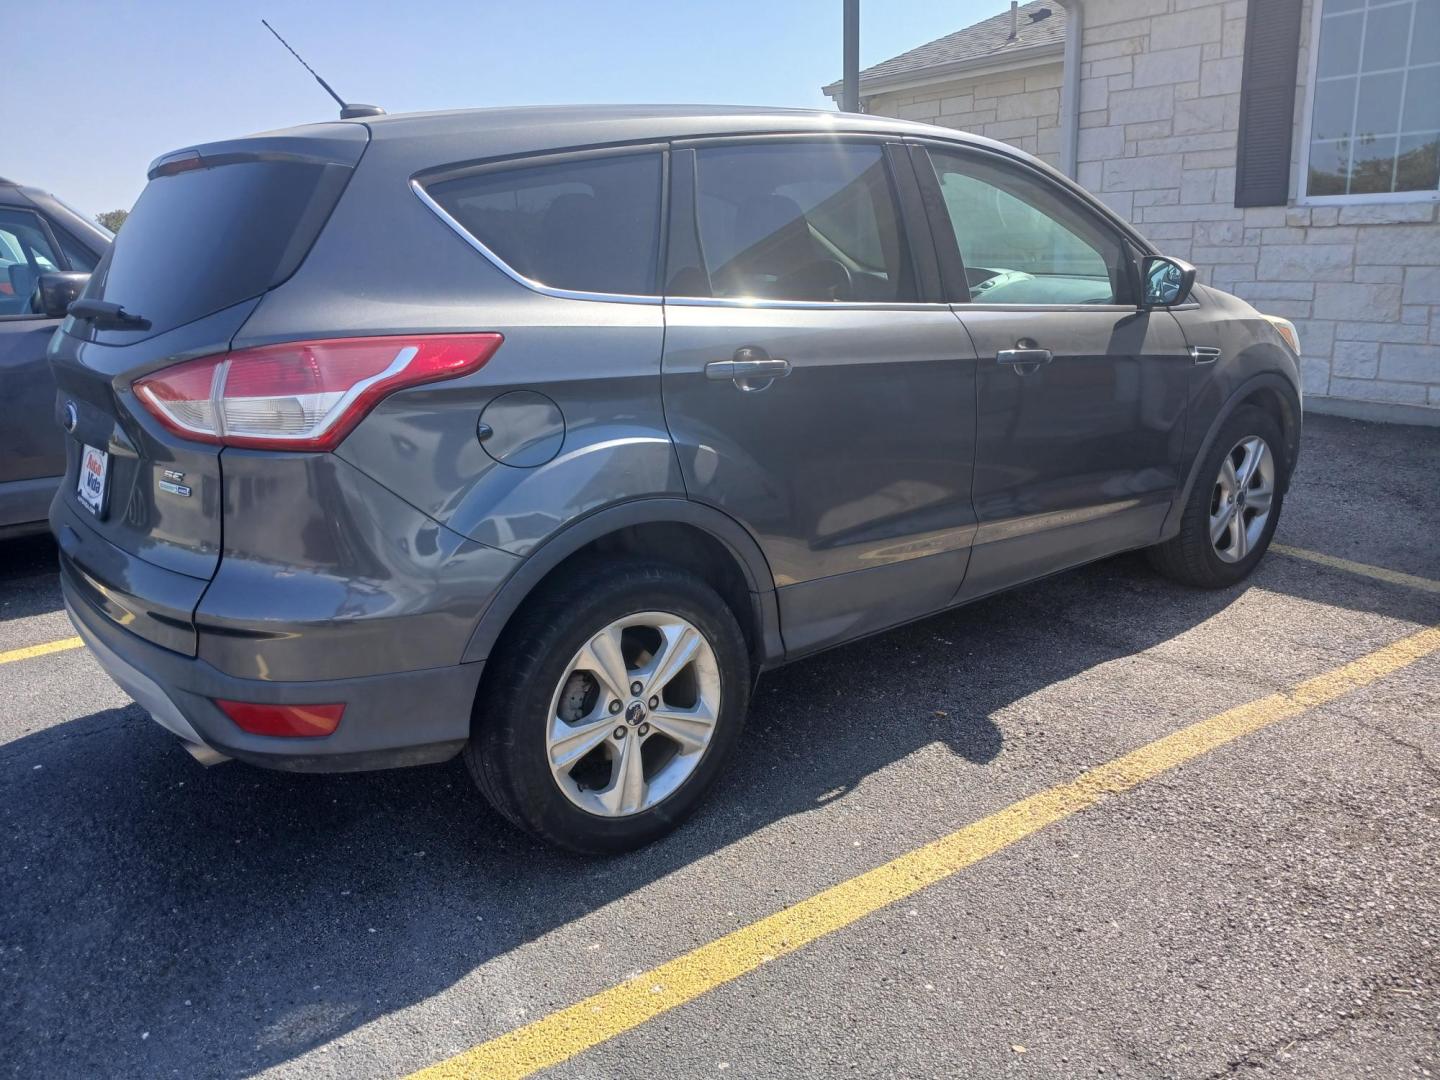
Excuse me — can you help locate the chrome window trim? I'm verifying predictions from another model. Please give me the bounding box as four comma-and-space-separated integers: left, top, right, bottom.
664, 296, 954, 311
410, 179, 662, 306
955, 303, 1140, 313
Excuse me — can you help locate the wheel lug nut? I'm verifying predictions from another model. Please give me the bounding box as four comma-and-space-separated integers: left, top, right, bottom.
648, 696, 659, 709
630, 681, 643, 696
638, 723, 650, 736
613, 726, 626, 740
609, 701, 622, 714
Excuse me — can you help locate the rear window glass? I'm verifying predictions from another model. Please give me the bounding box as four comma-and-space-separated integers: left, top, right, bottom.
426, 154, 663, 296
91, 160, 345, 334
682, 143, 914, 303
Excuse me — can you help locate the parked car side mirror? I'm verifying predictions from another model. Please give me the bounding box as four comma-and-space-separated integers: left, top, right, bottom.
33, 271, 92, 319
1141, 256, 1196, 309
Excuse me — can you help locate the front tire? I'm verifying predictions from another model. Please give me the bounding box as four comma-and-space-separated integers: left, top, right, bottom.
1148, 405, 1285, 588
465, 559, 750, 854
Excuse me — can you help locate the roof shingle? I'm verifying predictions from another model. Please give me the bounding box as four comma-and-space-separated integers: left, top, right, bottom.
823, 1, 1067, 96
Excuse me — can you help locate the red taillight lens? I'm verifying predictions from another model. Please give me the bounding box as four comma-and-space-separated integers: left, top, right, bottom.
133, 333, 503, 451
216, 699, 345, 738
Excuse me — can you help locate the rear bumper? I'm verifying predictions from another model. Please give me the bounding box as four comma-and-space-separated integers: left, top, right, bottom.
63, 573, 483, 772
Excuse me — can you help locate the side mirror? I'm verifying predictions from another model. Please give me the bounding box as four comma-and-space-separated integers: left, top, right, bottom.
33, 272, 92, 319
1141, 256, 1196, 308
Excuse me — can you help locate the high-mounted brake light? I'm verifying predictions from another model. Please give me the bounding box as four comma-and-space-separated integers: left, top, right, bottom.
133, 333, 503, 451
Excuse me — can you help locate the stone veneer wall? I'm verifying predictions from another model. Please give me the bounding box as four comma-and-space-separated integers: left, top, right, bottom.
1074, 0, 1439, 421
867, 61, 1066, 167
867, 0, 1440, 424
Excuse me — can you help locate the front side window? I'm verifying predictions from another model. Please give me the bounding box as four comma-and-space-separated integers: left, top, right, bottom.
926, 149, 1128, 305
0, 208, 61, 317
55, 227, 99, 272
681, 142, 915, 302
426, 153, 664, 296
1306, 0, 1440, 198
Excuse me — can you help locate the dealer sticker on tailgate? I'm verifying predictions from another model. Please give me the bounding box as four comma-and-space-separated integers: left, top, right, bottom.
77, 445, 108, 515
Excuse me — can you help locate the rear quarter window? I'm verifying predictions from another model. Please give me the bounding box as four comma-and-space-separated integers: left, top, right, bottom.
425, 153, 663, 297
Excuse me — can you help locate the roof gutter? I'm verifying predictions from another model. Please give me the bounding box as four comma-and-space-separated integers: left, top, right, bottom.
822, 40, 1063, 104
1055, 0, 1084, 179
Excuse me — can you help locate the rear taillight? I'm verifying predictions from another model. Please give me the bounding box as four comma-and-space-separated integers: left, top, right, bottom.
133, 333, 503, 451
216, 700, 345, 738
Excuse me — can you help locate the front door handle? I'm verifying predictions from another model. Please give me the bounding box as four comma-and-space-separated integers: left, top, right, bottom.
995, 348, 1053, 367
706, 347, 791, 390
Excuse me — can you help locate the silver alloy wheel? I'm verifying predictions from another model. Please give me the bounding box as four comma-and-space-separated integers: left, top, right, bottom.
545, 611, 721, 818
1209, 434, 1276, 564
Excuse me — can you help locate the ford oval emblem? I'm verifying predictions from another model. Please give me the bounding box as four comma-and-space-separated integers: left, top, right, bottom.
63, 401, 78, 433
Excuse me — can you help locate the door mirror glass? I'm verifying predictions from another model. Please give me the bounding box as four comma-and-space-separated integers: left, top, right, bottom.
35, 271, 90, 319
1142, 255, 1196, 308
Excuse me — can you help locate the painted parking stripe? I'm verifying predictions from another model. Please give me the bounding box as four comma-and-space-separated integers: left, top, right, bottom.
0, 637, 83, 666
1273, 544, 1440, 595
406, 624, 1440, 1080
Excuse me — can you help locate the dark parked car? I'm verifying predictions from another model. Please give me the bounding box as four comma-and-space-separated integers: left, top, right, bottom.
50, 106, 1302, 852
0, 178, 110, 537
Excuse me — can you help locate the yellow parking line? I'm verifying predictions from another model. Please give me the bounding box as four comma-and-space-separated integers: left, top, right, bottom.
408, 624, 1440, 1080
0, 637, 84, 666
1273, 544, 1440, 595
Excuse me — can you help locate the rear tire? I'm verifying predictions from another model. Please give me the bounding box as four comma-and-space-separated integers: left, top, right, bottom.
1148, 405, 1285, 589
465, 558, 750, 854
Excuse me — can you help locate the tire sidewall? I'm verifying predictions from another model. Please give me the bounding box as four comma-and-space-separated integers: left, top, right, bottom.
1191, 406, 1286, 584
479, 566, 749, 854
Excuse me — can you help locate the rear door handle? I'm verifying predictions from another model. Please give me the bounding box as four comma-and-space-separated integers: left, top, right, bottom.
995, 348, 1053, 367
705, 347, 791, 390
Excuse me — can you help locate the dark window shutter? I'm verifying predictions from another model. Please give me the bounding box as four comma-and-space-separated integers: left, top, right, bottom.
1234, 0, 1304, 207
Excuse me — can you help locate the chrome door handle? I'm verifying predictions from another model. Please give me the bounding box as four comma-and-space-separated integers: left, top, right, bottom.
710, 358, 790, 379
705, 348, 791, 390
996, 348, 1053, 367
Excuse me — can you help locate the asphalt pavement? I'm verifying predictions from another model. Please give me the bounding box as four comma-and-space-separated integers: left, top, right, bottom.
2, 413, 1437, 1080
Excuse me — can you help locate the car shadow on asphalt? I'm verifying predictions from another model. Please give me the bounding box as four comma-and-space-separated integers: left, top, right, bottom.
0, 534, 64, 623
6, 540, 1439, 1079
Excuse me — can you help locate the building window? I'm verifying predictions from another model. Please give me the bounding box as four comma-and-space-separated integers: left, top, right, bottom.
1303, 0, 1440, 200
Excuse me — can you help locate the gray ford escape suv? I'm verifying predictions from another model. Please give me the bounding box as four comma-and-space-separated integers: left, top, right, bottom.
50, 105, 1302, 853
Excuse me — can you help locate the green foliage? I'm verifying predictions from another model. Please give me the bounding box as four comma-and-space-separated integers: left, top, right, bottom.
96, 209, 128, 233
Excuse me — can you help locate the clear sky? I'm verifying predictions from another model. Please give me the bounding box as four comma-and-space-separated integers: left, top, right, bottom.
13, 0, 998, 221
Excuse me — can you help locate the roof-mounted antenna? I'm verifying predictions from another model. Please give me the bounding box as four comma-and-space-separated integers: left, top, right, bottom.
261, 19, 385, 120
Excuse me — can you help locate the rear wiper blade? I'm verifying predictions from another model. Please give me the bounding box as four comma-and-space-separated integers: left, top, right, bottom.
68, 299, 151, 331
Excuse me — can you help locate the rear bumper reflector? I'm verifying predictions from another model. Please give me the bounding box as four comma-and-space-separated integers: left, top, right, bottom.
215, 700, 345, 738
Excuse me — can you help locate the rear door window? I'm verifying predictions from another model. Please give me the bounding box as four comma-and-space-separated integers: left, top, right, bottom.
426, 153, 664, 297
676, 142, 915, 303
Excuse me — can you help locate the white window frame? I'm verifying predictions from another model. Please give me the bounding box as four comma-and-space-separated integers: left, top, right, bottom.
1295, 0, 1440, 206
